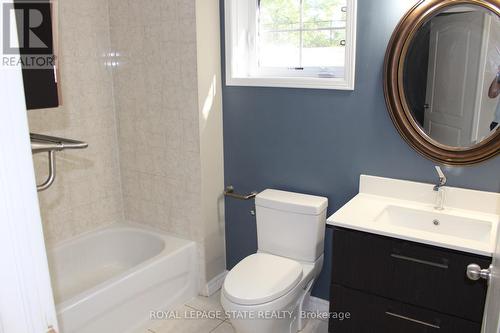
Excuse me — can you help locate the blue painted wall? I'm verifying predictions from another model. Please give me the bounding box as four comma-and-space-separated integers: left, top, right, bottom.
220, 0, 500, 300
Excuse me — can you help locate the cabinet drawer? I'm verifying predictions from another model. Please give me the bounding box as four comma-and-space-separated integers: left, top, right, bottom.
329, 284, 481, 333
331, 227, 491, 322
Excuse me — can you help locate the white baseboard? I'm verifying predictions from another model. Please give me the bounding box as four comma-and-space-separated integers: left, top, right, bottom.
200, 270, 228, 297
304, 295, 330, 314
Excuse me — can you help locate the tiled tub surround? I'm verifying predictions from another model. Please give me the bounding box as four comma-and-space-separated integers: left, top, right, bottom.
27, 0, 123, 245
29, 0, 226, 292
48, 223, 198, 333
109, 0, 226, 291
109, 0, 202, 240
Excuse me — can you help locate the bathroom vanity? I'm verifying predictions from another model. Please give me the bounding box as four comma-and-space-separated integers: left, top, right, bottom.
327, 175, 499, 333
329, 228, 490, 332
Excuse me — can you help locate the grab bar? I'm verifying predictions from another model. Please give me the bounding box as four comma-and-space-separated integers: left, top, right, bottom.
30, 133, 88, 192
223, 185, 258, 200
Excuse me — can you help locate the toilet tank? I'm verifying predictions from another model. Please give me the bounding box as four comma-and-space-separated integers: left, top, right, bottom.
255, 189, 328, 263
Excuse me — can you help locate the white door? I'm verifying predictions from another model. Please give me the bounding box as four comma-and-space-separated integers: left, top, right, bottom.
471, 14, 500, 142
482, 229, 500, 333
0, 2, 59, 332
424, 11, 484, 146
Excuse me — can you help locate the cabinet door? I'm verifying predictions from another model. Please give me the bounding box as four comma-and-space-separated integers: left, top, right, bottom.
331, 227, 491, 322
329, 285, 481, 333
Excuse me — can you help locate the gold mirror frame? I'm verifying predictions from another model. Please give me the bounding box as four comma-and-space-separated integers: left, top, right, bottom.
384, 0, 500, 165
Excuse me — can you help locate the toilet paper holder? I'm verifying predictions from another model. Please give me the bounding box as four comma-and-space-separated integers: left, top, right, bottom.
223, 185, 258, 200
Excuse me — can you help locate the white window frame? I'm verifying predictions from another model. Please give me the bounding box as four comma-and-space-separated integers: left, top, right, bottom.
224, 0, 357, 90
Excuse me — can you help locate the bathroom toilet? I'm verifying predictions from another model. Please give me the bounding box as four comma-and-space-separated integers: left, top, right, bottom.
221, 189, 328, 333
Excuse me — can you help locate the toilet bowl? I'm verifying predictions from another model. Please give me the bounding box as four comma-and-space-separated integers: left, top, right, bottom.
221, 189, 328, 333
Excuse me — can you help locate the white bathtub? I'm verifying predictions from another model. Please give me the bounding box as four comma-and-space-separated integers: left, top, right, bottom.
47, 223, 198, 333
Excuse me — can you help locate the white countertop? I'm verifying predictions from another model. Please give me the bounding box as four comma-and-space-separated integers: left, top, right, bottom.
327, 175, 500, 257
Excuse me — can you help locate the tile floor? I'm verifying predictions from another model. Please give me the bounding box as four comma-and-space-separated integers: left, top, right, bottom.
139, 291, 329, 333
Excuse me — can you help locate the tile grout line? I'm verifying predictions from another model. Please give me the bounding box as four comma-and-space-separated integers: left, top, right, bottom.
146, 296, 227, 333
184, 304, 200, 311
185, 302, 226, 332
208, 320, 227, 333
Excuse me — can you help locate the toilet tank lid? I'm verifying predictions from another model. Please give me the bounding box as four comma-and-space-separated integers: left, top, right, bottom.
256, 189, 328, 215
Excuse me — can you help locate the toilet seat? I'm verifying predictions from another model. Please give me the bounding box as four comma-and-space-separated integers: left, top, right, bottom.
223, 253, 303, 306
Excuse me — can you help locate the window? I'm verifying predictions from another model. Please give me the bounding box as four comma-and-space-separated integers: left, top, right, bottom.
225, 0, 357, 90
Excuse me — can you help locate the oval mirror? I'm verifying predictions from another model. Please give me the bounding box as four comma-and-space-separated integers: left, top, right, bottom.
385, 0, 500, 165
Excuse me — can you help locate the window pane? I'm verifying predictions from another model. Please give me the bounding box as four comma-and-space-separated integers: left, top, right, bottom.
302, 0, 346, 71
259, 0, 301, 68
258, 0, 348, 73
303, 0, 346, 30
259, 31, 300, 67
259, 0, 301, 32
302, 29, 345, 69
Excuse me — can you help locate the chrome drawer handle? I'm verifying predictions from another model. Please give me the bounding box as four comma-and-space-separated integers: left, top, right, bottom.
390, 254, 448, 269
385, 312, 440, 329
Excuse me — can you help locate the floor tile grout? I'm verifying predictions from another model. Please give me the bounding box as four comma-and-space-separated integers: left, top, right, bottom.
141, 294, 327, 333
184, 303, 199, 311
185, 299, 226, 332
208, 320, 226, 333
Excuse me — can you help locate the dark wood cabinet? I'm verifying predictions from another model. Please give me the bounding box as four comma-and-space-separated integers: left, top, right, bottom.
330, 285, 481, 333
329, 227, 491, 332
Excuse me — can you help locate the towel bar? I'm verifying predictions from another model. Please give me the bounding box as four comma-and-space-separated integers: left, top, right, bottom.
30, 133, 88, 192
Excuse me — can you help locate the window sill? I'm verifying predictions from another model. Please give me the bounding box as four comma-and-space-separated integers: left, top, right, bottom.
225, 76, 355, 90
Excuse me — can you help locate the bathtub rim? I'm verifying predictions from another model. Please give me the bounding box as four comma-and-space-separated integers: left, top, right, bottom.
48, 222, 196, 313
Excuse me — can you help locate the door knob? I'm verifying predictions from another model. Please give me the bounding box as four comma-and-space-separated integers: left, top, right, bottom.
466, 263, 492, 281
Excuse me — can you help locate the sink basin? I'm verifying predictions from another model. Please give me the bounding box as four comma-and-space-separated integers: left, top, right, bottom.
375, 205, 492, 243
327, 175, 499, 256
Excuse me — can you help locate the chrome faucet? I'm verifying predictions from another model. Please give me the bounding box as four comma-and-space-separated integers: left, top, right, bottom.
433, 166, 446, 210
